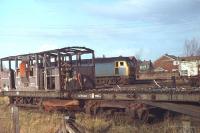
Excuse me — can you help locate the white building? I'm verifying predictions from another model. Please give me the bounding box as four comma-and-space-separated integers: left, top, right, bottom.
178, 56, 200, 77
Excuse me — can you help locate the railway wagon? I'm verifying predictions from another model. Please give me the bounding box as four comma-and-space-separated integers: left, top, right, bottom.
0, 47, 95, 92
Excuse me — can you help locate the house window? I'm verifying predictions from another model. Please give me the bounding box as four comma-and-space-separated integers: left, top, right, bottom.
172, 69, 178, 72
120, 62, 124, 66
140, 65, 147, 70
181, 70, 188, 76
173, 61, 179, 65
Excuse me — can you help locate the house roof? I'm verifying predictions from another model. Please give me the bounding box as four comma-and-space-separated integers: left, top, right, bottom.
154, 54, 177, 64
178, 56, 200, 61
164, 54, 177, 60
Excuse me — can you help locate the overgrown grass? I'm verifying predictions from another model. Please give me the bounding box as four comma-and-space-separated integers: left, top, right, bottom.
0, 97, 62, 133
19, 111, 62, 133
0, 97, 12, 133
76, 113, 200, 133
0, 97, 200, 133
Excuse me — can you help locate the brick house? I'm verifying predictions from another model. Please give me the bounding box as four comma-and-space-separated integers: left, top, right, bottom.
154, 54, 178, 72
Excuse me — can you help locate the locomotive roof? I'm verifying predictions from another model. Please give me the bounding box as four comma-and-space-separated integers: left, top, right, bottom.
81, 56, 136, 64
95, 56, 136, 63
0, 46, 94, 61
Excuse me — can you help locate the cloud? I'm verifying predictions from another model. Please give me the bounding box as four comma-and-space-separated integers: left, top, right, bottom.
84, 0, 200, 24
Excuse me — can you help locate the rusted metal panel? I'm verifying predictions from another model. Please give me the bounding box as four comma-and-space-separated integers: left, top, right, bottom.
2, 91, 65, 98
42, 99, 79, 111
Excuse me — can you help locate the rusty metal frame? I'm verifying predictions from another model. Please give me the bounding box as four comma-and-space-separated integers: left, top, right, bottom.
0, 47, 95, 91
1, 87, 200, 120
0, 47, 94, 61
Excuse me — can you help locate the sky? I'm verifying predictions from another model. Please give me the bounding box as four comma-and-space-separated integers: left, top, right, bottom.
0, 0, 200, 60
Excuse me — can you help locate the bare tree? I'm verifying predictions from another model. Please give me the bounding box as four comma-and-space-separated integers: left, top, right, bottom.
135, 53, 141, 60
184, 38, 200, 56
134, 49, 143, 60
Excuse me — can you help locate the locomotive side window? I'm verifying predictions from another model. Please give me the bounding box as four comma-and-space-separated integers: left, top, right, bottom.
115, 61, 119, 75
115, 62, 119, 67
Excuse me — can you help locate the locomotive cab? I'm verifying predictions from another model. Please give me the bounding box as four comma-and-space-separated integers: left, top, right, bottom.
114, 61, 127, 76
114, 59, 136, 84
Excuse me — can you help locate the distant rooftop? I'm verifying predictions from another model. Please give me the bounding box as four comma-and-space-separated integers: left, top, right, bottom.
164, 54, 177, 60
179, 56, 200, 61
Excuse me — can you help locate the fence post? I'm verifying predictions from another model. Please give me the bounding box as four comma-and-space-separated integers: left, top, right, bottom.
11, 105, 20, 133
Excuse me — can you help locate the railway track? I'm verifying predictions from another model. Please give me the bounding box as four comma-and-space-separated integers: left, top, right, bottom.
85, 85, 200, 93
56, 115, 85, 133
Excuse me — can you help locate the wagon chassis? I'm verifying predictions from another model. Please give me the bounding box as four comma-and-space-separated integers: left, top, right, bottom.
1, 86, 200, 121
